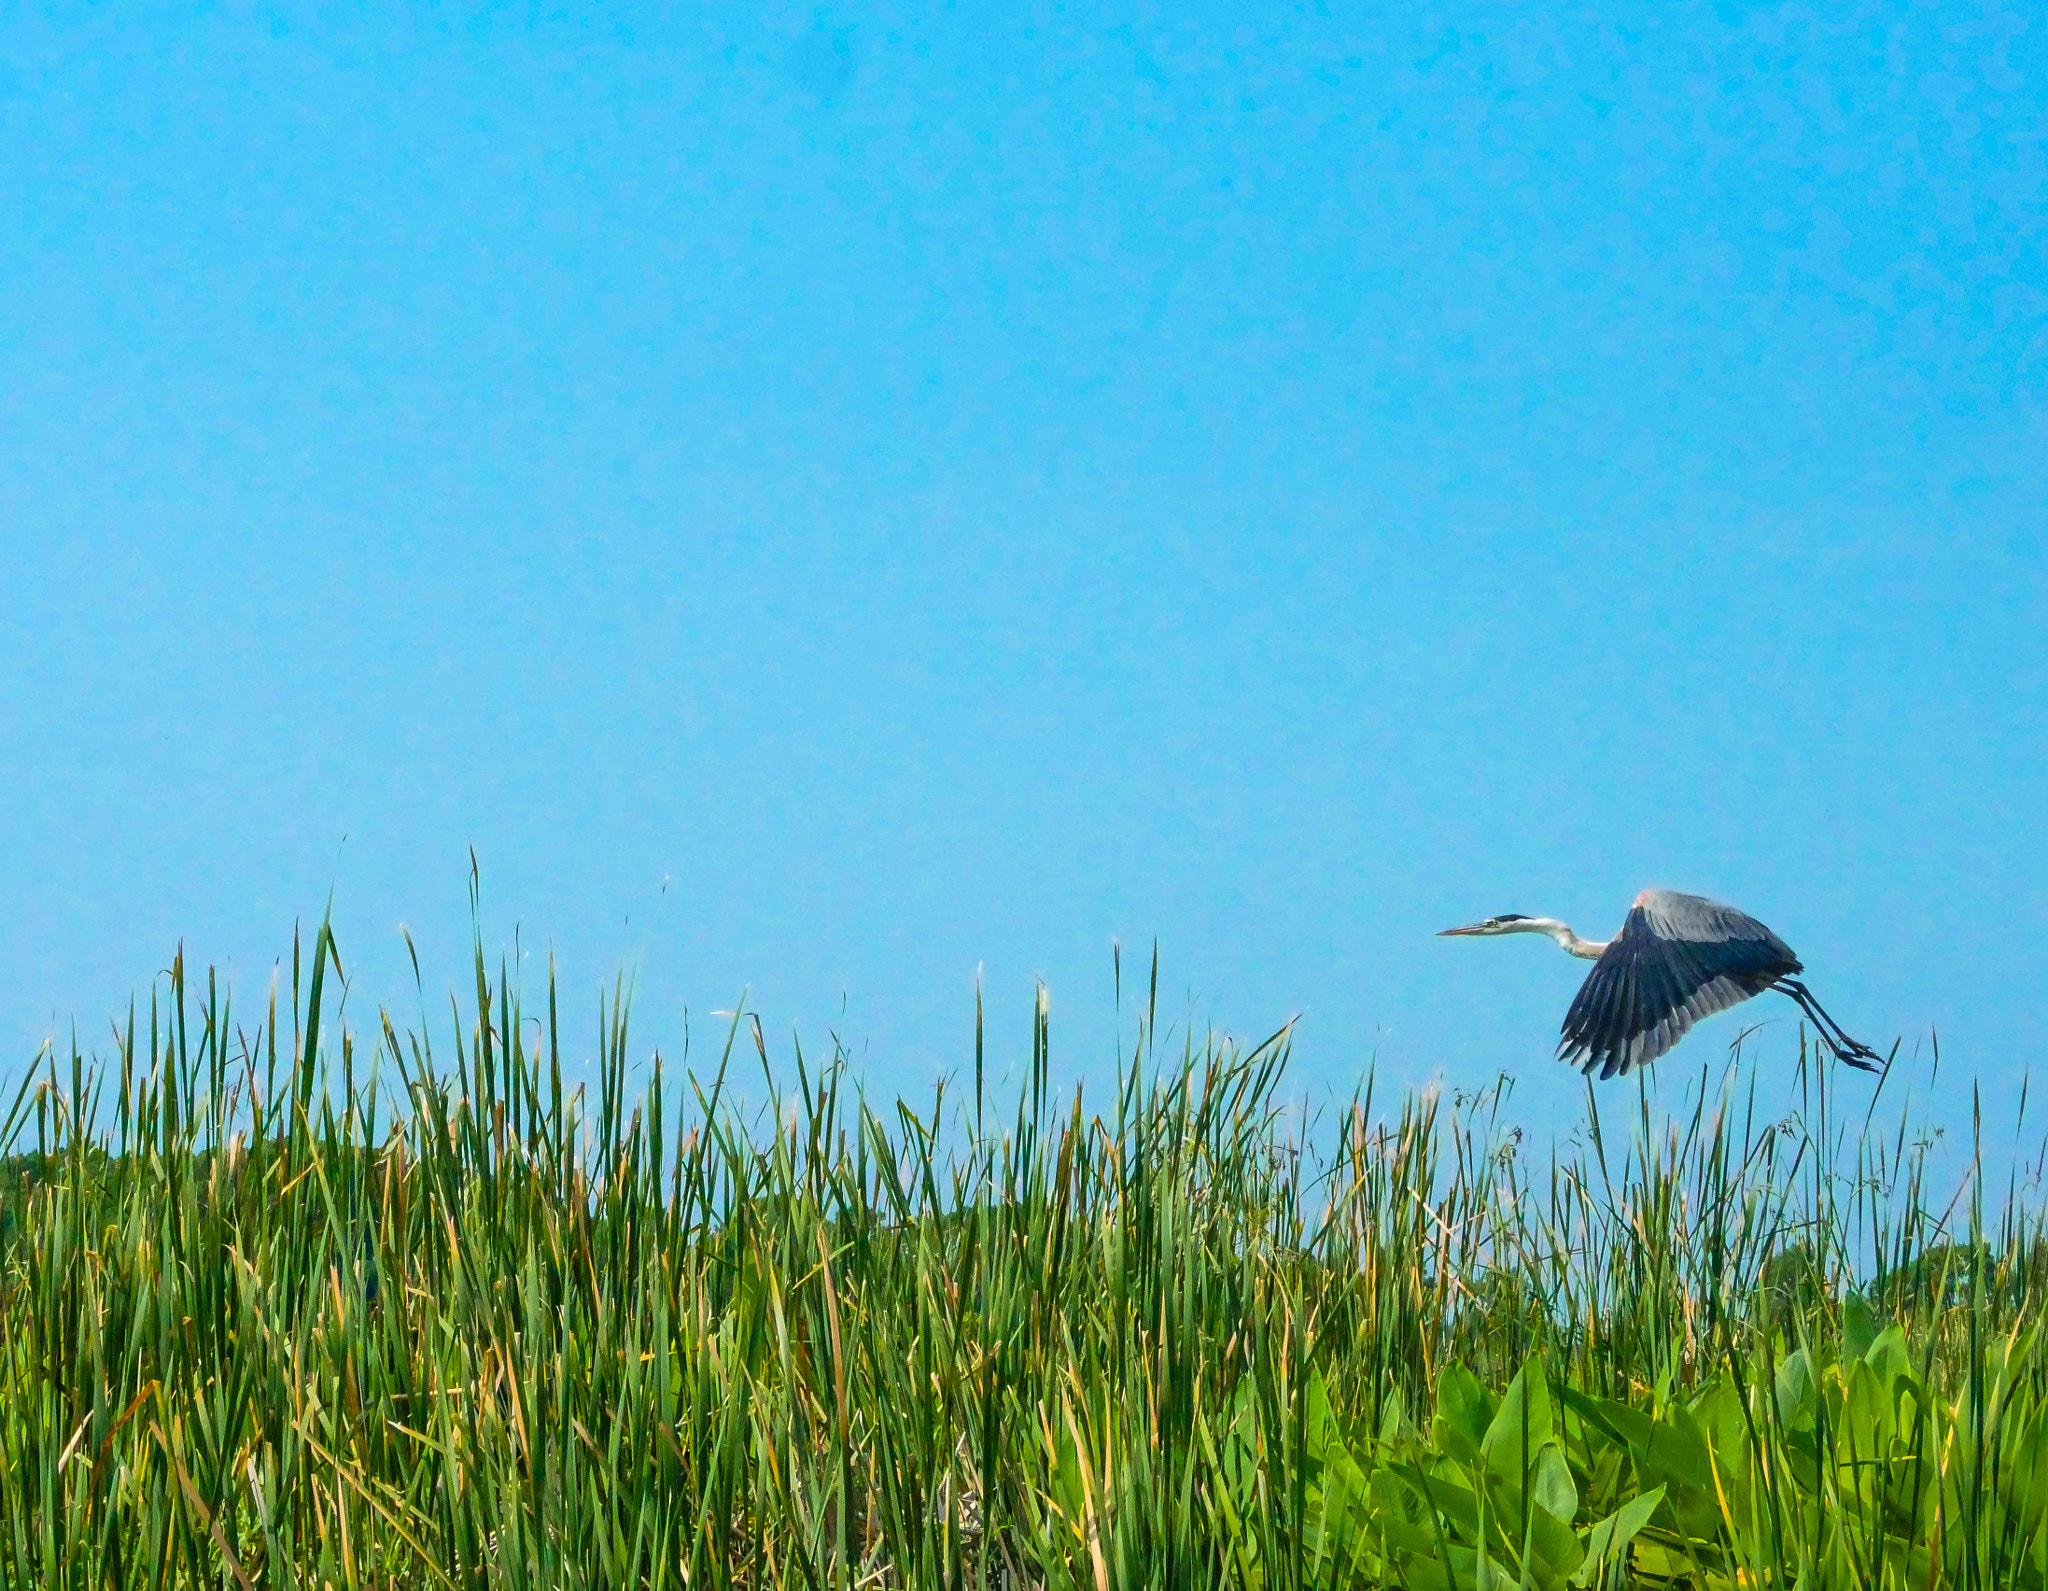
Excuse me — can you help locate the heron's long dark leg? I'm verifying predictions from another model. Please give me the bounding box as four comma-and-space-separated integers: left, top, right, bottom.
1767, 979, 1837, 1046
1774, 981, 1850, 1048
1778, 982, 1874, 1065
1772, 979, 1883, 1072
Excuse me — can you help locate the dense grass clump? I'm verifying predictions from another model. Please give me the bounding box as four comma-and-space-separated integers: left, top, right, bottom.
0, 922, 2043, 1588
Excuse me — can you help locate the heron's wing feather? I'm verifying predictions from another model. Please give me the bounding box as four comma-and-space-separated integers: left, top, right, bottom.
1634, 941, 1685, 1073
1615, 958, 1647, 1080
1559, 900, 1800, 1078
1594, 963, 1628, 1081
1634, 891, 1802, 972
1565, 941, 1627, 1079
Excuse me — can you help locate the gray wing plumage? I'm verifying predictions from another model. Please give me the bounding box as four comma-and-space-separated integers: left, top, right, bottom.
1559, 890, 1802, 1079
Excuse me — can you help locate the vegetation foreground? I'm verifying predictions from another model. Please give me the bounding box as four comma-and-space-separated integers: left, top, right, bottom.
2, 925, 2045, 1589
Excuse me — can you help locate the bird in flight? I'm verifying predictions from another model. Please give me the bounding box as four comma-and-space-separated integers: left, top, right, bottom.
1439, 888, 1886, 1079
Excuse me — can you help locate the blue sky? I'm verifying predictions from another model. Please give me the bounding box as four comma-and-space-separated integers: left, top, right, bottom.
3, 2, 2042, 1150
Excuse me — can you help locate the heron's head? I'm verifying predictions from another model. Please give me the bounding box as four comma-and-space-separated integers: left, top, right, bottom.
1437, 914, 1532, 938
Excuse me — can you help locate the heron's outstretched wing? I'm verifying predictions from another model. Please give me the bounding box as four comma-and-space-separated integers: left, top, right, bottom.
1559, 891, 1802, 1079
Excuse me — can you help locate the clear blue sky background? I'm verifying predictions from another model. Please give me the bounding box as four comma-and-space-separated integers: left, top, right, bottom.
3, 2, 2043, 1151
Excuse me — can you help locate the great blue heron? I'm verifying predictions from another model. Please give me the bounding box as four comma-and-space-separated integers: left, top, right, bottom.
1439, 888, 1885, 1079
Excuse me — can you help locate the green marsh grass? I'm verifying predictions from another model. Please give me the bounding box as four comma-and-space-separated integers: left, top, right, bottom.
0, 923, 2043, 1587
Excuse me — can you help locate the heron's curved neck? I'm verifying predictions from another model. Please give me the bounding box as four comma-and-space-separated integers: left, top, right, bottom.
1515, 918, 1607, 960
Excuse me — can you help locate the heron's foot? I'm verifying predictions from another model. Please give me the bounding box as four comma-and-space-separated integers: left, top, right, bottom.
1828, 1037, 1885, 1074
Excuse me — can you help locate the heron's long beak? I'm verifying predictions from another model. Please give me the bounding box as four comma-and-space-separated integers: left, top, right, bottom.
1438, 923, 1488, 937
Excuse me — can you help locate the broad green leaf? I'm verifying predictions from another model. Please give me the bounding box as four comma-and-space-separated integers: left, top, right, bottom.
1843, 1292, 1879, 1362
1393, 1461, 1482, 1541
1865, 1323, 1914, 1387
1688, 1378, 1752, 1473
1572, 1485, 1666, 1586
1555, 1385, 1633, 1454
1576, 1396, 1656, 1458
1435, 1360, 1496, 1468
1304, 1370, 1342, 1466
1376, 1513, 1447, 1560
1575, 1390, 1712, 1501
1396, 1542, 1528, 1591
1482, 1358, 1556, 1489
2001, 1407, 2048, 1537
1521, 1480, 1588, 1584
1841, 1357, 1891, 1456
1774, 1348, 1818, 1432
1305, 1371, 1376, 1575
1628, 1537, 1697, 1583
1530, 1443, 1578, 1524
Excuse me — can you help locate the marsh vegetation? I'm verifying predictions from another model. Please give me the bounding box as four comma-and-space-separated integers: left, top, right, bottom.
1, 924, 2042, 1587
